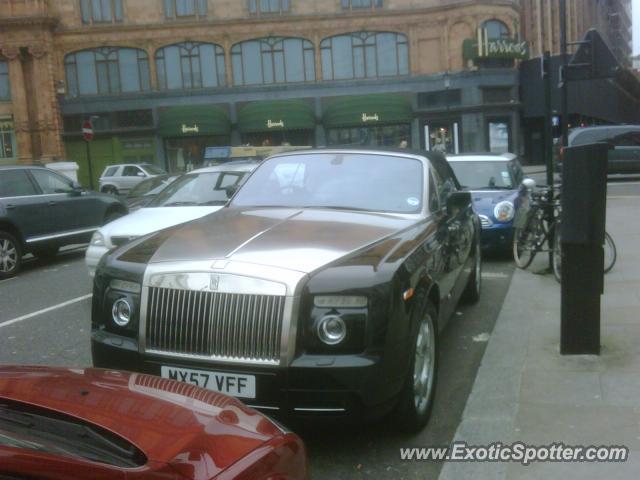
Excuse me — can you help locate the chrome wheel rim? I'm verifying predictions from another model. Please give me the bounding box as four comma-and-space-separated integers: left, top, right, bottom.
413, 314, 436, 414
0, 238, 18, 273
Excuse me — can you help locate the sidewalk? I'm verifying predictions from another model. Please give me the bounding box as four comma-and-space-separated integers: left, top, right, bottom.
439, 193, 640, 479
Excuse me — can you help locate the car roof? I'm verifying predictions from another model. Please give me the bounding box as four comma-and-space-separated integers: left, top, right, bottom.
447, 153, 517, 162
190, 161, 260, 174
568, 125, 640, 145
0, 165, 57, 171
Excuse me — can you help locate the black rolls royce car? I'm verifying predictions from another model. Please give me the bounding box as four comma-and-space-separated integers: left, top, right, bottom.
91, 149, 481, 432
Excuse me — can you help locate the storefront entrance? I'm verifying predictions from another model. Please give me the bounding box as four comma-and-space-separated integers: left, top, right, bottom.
423, 121, 460, 154
164, 135, 229, 172
326, 124, 411, 147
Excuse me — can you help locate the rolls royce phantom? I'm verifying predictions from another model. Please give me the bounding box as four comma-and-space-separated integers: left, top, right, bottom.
91, 149, 481, 432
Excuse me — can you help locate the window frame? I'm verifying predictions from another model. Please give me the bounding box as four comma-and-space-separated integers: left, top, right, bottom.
231, 37, 315, 86
320, 31, 409, 81
341, 0, 382, 10
0, 169, 39, 198
0, 61, 10, 101
0, 119, 16, 161
482, 19, 510, 40
80, 0, 123, 25
247, 0, 290, 15
64, 47, 151, 97
155, 42, 226, 90
164, 0, 207, 19
30, 169, 75, 195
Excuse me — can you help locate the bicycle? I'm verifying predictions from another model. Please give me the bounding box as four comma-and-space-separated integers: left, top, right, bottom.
552, 227, 617, 283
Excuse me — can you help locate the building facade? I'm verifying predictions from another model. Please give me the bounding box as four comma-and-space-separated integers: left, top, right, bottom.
1, 0, 527, 185
520, 0, 632, 66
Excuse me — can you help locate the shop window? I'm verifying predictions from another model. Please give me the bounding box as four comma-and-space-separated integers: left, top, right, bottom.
80, 0, 123, 24
487, 119, 511, 153
483, 19, 510, 39
164, 0, 207, 19
231, 37, 315, 86
320, 32, 408, 81
0, 119, 16, 160
341, 0, 382, 9
65, 47, 150, 97
115, 110, 153, 128
417, 90, 461, 109
326, 124, 411, 148
248, 0, 290, 15
156, 42, 226, 90
0, 62, 10, 101
483, 87, 513, 104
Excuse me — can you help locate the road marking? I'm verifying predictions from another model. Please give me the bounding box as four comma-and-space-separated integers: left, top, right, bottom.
608, 195, 640, 199
608, 181, 640, 186
0, 294, 92, 329
482, 271, 509, 279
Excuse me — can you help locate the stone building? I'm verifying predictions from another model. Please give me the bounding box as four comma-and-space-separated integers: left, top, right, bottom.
2, 0, 528, 184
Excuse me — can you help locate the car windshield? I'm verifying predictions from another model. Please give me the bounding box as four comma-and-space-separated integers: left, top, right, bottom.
142, 164, 166, 175
449, 161, 515, 190
127, 175, 170, 198
231, 153, 424, 214
149, 171, 248, 207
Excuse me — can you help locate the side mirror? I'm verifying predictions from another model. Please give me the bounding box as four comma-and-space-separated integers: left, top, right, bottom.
522, 178, 536, 190
137, 172, 146, 177
446, 191, 472, 216
225, 184, 239, 199
70, 181, 84, 195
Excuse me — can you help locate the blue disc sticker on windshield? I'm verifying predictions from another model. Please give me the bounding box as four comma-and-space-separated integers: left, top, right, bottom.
407, 197, 420, 207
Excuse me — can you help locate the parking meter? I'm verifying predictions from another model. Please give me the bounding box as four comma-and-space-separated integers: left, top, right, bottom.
560, 143, 610, 355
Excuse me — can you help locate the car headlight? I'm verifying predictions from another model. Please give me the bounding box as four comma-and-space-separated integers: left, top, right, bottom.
317, 314, 347, 345
111, 298, 132, 327
90, 231, 106, 247
494, 201, 515, 222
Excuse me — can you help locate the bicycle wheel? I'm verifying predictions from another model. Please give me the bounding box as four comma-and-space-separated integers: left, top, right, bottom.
552, 226, 562, 283
513, 224, 537, 269
604, 231, 617, 274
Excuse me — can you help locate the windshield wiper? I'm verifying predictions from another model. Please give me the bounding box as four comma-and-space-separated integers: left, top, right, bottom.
162, 201, 198, 206
198, 200, 227, 206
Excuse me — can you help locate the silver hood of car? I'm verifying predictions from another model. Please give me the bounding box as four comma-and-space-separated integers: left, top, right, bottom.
146, 207, 416, 274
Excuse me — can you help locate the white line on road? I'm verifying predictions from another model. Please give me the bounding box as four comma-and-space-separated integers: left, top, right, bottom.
0, 294, 92, 329
481, 271, 510, 279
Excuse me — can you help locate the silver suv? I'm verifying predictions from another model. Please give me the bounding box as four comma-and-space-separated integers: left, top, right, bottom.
99, 163, 166, 195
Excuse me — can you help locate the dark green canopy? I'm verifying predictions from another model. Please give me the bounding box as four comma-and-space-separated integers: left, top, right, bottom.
237, 100, 316, 133
158, 105, 230, 137
323, 95, 413, 128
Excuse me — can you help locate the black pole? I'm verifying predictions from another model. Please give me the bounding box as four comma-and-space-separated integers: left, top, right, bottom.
559, 0, 569, 148
543, 51, 554, 269
85, 139, 94, 190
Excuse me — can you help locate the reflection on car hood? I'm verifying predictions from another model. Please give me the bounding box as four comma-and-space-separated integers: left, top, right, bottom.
101, 206, 223, 241
0, 366, 283, 475
470, 190, 519, 215
142, 207, 416, 273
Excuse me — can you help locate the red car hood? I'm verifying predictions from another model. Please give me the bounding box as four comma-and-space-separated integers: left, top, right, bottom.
0, 366, 283, 478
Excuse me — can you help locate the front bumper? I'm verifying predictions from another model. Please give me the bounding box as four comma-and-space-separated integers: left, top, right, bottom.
91, 330, 402, 422
480, 223, 514, 251
85, 244, 109, 277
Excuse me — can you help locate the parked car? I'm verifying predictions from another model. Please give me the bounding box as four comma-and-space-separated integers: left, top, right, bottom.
126, 173, 180, 211
563, 125, 640, 174
91, 149, 481, 432
99, 163, 167, 195
85, 161, 258, 277
448, 153, 525, 252
0, 166, 127, 279
0, 365, 308, 479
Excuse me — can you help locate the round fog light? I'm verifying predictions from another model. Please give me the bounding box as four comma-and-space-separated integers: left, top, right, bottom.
112, 298, 131, 327
317, 315, 347, 345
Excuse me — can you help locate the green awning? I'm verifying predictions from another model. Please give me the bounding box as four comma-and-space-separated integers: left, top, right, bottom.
158, 105, 230, 137
237, 100, 315, 133
323, 95, 413, 128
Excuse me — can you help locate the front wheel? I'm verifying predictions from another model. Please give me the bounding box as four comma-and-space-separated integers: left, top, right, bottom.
392, 299, 438, 433
513, 225, 537, 269
0, 231, 22, 279
552, 227, 562, 283
604, 232, 617, 274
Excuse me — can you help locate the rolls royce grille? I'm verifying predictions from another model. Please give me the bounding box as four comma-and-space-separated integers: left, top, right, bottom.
145, 287, 285, 364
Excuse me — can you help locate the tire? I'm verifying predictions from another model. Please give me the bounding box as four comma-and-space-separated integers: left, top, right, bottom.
103, 210, 124, 226
0, 231, 22, 279
32, 245, 59, 259
102, 185, 118, 195
513, 226, 537, 269
391, 296, 438, 433
552, 226, 562, 283
461, 239, 482, 303
604, 232, 617, 274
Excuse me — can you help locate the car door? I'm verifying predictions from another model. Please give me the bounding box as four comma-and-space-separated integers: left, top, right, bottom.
29, 169, 98, 233
121, 165, 146, 193
609, 130, 640, 174
0, 169, 52, 240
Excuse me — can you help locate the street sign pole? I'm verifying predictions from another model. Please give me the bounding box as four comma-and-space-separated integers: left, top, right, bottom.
82, 119, 94, 190
542, 51, 554, 270
559, 0, 569, 147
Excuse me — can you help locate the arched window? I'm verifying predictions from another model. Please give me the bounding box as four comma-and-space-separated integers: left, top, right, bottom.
482, 20, 510, 40
231, 37, 315, 86
320, 32, 409, 81
64, 47, 150, 97
155, 42, 226, 90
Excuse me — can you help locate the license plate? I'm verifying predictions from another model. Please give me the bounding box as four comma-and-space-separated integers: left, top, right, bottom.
161, 366, 256, 399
